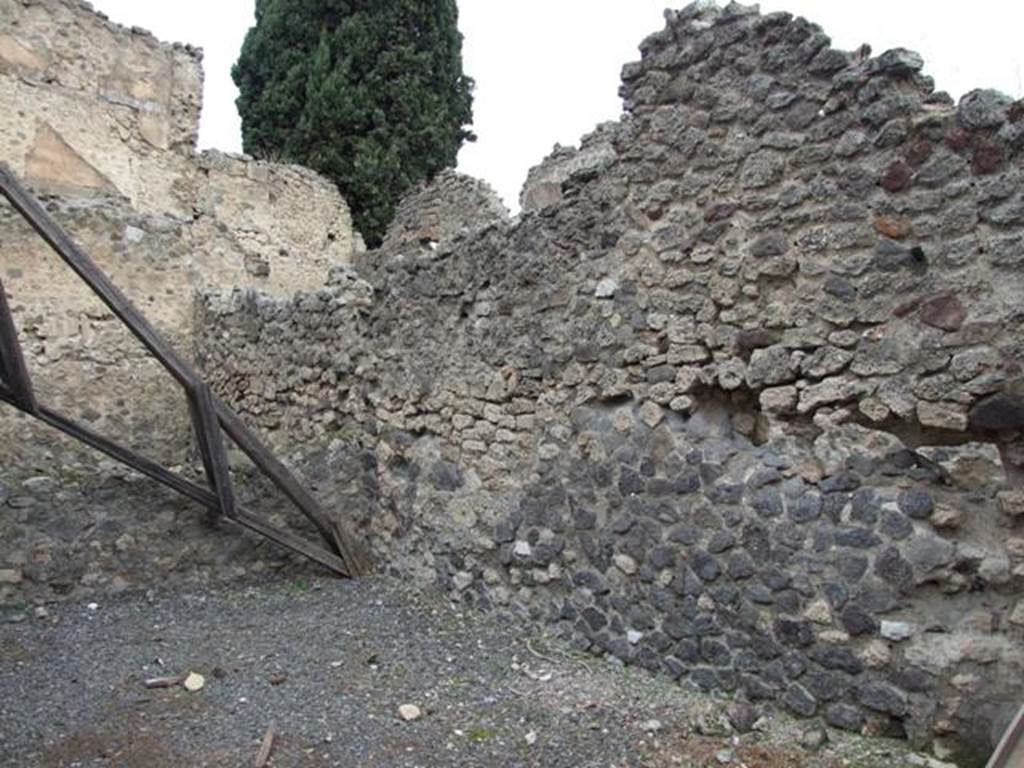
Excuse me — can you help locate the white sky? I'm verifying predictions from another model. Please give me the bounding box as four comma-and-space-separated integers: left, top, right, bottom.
90, 1, 1023, 211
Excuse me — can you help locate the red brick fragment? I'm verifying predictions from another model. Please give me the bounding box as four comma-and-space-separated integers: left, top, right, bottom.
880, 161, 912, 193
971, 141, 1005, 174
904, 140, 932, 167
874, 215, 912, 239
945, 128, 971, 152
919, 293, 966, 332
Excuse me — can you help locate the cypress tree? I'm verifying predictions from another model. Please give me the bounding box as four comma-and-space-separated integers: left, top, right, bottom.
232, 0, 475, 245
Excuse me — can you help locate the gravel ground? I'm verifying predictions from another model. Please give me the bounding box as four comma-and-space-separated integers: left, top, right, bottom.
0, 575, 929, 768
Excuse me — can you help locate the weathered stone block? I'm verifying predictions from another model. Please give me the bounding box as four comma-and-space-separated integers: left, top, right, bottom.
916, 443, 1006, 491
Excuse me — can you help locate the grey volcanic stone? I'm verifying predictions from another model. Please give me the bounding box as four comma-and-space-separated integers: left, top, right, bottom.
874, 546, 914, 590
774, 618, 814, 648
802, 670, 850, 702
958, 88, 1013, 129
904, 533, 956, 573
834, 528, 882, 549
782, 683, 818, 717
582, 607, 608, 631
692, 550, 722, 582
872, 48, 924, 75
789, 494, 822, 523
825, 703, 866, 732
897, 489, 934, 519
750, 488, 784, 518
573, 570, 610, 594
857, 681, 909, 716
969, 382, 1024, 430
750, 233, 788, 258
707, 530, 736, 554
747, 346, 797, 387
879, 510, 913, 540
429, 461, 464, 491
727, 552, 757, 580
812, 646, 864, 675
741, 151, 785, 188
840, 604, 878, 636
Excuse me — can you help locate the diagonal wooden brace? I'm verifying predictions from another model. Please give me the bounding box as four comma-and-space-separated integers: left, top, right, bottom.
0, 163, 371, 577
187, 382, 237, 521
0, 277, 37, 414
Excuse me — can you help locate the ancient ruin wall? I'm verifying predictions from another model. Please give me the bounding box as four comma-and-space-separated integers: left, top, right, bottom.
376, 169, 510, 258
195, 3, 1024, 762
0, 0, 200, 214
0, 0, 356, 470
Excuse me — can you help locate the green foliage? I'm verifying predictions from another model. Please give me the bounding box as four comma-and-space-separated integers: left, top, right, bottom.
232, 0, 475, 245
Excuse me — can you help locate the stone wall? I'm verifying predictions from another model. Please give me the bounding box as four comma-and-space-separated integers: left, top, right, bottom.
0, 0, 356, 470
376, 169, 509, 259
194, 3, 1024, 763
519, 122, 619, 212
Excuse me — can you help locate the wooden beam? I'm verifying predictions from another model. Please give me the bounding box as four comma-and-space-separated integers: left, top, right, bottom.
33, 402, 223, 510
10, 402, 348, 575
0, 277, 37, 413
187, 382, 236, 520
0, 165, 196, 388
0, 164, 365, 577
232, 508, 348, 577
988, 703, 1024, 768
254, 725, 275, 768
216, 400, 371, 576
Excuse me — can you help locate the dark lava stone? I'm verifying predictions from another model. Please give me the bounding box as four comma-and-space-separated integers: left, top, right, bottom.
834, 528, 882, 548
879, 510, 913, 540
825, 703, 866, 732
774, 617, 814, 648
782, 683, 818, 717
840, 604, 879, 636
897, 489, 934, 519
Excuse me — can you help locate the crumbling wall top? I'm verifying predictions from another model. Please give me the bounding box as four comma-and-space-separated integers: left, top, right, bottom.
376, 169, 510, 261
0, 0, 203, 152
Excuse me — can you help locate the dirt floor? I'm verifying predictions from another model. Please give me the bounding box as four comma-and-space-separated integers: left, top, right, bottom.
0, 574, 933, 767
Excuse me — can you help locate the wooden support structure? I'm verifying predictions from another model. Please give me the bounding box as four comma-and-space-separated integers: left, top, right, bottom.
188, 382, 237, 523
0, 164, 369, 577
0, 277, 36, 413
988, 703, 1024, 768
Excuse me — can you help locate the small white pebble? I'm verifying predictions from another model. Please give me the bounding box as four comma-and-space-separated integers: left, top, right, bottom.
87, 603, 99, 611
183, 672, 205, 692
398, 704, 423, 721
525, 731, 538, 746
